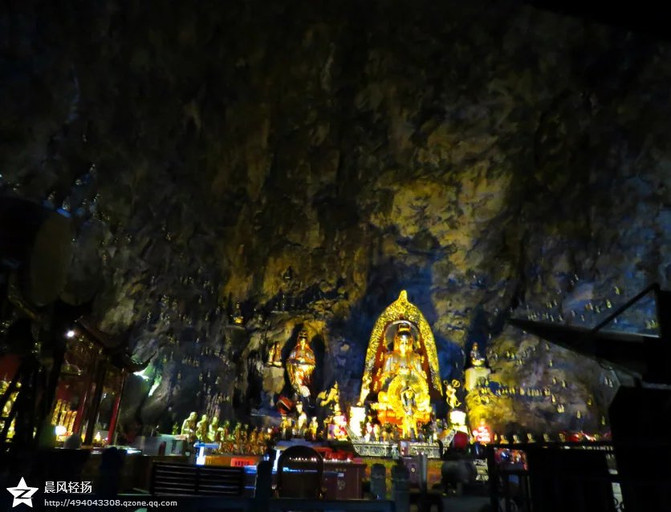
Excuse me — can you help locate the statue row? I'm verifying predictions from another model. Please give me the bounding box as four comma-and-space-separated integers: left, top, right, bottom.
278, 401, 348, 442
180, 413, 270, 454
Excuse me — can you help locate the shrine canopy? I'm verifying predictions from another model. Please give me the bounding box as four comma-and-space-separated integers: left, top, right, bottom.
358, 290, 443, 405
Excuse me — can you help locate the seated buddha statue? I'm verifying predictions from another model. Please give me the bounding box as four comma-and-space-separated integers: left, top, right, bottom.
374, 322, 432, 426
470, 342, 486, 367
286, 329, 316, 398
359, 291, 443, 437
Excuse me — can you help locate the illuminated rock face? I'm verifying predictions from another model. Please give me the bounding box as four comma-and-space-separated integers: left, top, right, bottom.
3, 1, 671, 436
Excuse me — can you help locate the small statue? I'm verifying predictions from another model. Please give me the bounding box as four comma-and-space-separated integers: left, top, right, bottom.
220, 420, 230, 441
330, 403, 348, 440
372, 423, 381, 442
470, 342, 486, 367
232, 302, 244, 325
181, 412, 198, 442
286, 329, 316, 398
400, 387, 419, 439
295, 402, 308, 437
364, 420, 374, 441
444, 379, 461, 409
247, 428, 258, 454
317, 382, 341, 415
280, 416, 293, 440
401, 413, 418, 440
209, 417, 221, 443
308, 416, 319, 441
196, 414, 209, 442
267, 341, 283, 367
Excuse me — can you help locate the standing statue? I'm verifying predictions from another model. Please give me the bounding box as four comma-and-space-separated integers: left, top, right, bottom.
308, 416, 319, 441
444, 379, 462, 409
400, 387, 419, 439
280, 415, 293, 440
286, 329, 316, 398
295, 402, 308, 437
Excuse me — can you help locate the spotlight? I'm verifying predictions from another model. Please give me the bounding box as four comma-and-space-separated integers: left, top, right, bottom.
55, 425, 67, 437
65, 330, 76, 339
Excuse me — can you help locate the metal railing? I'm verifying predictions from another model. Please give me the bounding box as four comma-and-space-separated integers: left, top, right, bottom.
485, 441, 671, 512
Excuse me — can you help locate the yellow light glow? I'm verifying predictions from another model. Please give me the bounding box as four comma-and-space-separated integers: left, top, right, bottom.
449, 410, 467, 426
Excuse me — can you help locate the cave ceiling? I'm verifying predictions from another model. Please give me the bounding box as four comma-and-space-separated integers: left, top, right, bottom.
2, 0, 671, 433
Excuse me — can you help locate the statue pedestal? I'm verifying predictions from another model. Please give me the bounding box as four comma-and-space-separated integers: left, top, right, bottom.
465, 366, 491, 392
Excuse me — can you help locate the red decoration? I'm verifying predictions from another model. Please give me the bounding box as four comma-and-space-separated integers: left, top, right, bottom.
473, 422, 492, 444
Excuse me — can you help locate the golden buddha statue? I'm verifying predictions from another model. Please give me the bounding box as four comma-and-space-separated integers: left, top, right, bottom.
375, 322, 432, 425
286, 329, 316, 398
444, 379, 462, 409
358, 291, 443, 436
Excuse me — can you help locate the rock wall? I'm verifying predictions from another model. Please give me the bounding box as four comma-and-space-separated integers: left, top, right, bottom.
3, 0, 671, 436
